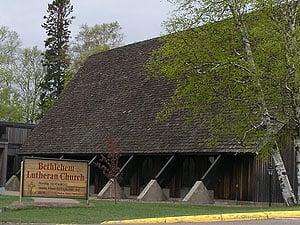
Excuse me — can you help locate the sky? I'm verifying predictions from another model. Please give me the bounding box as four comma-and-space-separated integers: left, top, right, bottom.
0, 0, 174, 49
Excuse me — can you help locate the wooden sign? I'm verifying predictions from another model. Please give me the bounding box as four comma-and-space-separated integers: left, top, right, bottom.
21, 158, 89, 199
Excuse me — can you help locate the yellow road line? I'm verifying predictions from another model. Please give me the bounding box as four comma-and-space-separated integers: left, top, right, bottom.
101, 210, 300, 224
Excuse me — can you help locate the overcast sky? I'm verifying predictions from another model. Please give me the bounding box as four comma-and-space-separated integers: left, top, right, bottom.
0, 0, 173, 49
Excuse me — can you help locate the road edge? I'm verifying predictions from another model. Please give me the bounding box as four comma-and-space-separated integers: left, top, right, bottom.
101, 210, 300, 224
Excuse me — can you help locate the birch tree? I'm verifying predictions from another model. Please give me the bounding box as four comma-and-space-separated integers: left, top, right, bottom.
259, 0, 300, 204
15, 47, 45, 123
0, 26, 22, 121
148, 0, 300, 205
68, 22, 123, 82
0, 26, 45, 123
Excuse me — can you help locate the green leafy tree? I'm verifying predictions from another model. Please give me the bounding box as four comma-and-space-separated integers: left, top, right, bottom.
67, 22, 123, 81
0, 26, 22, 121
40, 0, 74, 115
148, 0, 300, 205
15, 47, 45, 123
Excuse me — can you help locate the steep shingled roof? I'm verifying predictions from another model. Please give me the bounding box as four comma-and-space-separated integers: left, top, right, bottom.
20, 38, 254, 155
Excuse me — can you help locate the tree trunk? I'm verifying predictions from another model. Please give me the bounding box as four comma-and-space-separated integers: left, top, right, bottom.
295, 138, 300, 203
230, 1, 297, 206
280, 0, 300, 204
272, 144, 296, 205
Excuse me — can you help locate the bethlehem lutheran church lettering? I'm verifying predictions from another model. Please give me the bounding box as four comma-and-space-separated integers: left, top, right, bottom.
25, 162, 85, 181
22, 158, 89, 198
39, 162, 75, 171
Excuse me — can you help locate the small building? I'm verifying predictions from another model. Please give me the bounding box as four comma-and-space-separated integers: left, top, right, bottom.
20, 38, 297, 203
0, 121, 35, 190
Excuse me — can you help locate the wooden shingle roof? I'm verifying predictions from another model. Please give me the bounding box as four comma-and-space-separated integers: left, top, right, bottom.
20, 38, 255, 155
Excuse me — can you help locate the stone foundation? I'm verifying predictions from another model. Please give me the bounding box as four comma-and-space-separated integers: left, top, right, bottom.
137, 179, 167, 202
182, 181, 214, 204
5, 175, 20, 191
97, 178, 126, 199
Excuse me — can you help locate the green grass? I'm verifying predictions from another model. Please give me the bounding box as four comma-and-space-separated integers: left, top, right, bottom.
1, 197, 300, 224
0, 195, 20, 207
0, 195, 32, 208
0, 195, 16, 207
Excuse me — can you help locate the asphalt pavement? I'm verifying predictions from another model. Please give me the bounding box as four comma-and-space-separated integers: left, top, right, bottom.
165, 219, 300, 224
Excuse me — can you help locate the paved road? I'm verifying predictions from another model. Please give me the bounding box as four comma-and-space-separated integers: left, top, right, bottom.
164, 219, 300, 225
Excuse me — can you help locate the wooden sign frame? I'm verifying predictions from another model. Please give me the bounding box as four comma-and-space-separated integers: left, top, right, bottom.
20, 157, 89, 203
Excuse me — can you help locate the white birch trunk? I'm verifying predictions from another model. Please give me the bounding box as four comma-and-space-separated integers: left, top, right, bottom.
272, 144, 296, 205
281, 1, 300, 204
229, 2, 297, 205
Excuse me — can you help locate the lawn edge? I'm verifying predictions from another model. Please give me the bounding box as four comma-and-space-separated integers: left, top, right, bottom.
101, 210, 300, 224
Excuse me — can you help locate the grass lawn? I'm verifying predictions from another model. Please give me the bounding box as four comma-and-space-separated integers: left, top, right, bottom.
0, 195, 19, 208
0, 195, 32, 208
1, 196, 300, 224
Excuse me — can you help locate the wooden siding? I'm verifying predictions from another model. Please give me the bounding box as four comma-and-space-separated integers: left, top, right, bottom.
211, 155, 253, 201
168, 156, 211, 198
7, 127, 31, 145
253, 128, 297, 203
34, 147, 297, 203
166, 155, 254, 201
1, 124, 34, 182
93, 154, 255, 201
128, 156, 170, 195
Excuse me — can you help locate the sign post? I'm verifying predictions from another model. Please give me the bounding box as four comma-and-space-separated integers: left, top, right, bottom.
21, 157, 89, 200
87, 165, 90, 205
19, 161, 24, 203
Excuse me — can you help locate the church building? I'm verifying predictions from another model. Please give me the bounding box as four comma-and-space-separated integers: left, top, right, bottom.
20, 38, 297, 203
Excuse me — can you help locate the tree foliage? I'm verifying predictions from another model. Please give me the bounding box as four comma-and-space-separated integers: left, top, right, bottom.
40, 0, 74, 115
97, 136, 121, 180
68, 22, 123, 79
0, 26, 45, 123
148, 0, 300, 205
96, 136, 121, 204
0, 26, 23, 121
15, 47, 45, 122
148, 1, 300, 154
